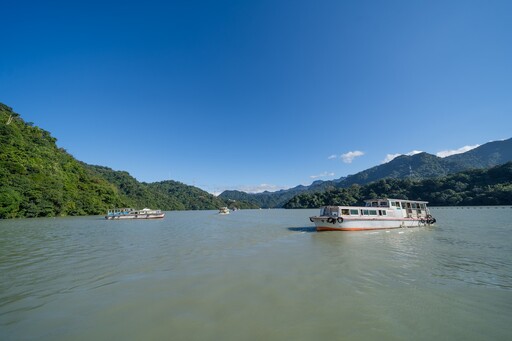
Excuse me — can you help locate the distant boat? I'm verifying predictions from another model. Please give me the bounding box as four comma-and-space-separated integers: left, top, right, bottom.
218, 207, 230, 215
309, 198, 436, 231
105, 208, 165, 220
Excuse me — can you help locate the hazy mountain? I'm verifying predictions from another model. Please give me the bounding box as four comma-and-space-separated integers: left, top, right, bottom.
218, 177, 346, 208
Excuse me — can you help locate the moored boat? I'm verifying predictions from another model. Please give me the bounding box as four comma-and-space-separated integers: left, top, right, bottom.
105, 207, 165, 220
309, 198, 436, 231
218, 207, 230, 215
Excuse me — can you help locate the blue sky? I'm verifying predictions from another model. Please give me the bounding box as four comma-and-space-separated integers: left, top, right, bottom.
2, 0, 511, 194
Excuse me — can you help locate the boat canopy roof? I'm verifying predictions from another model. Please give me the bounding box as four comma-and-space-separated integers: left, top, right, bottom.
364, 198, 429, 204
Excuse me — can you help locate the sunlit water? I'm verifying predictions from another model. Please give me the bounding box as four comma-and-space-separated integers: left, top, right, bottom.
1, 208, 511, 340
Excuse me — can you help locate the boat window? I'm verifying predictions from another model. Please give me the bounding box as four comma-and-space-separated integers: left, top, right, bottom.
362, 209, 369, 216
391, 202, 396, 207
382, 210, 387, 216
324, 207, 338, 216
369, 210, 377, 215
350, 209, 359, 215
401, 202, 407, 209
371, 201, 378, 207
379, 201, 389, 207
341, 209, 349, 215
412, 203, 417, 209
396, 201, 401, 208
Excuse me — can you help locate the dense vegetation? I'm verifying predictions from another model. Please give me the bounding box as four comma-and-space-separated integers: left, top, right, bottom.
0, 104, 125, 218
284, 162, 512, 208
86, 165, 257, 210
0, 104, 256, 218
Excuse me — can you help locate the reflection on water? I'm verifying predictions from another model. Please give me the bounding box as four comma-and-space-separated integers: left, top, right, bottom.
1, 208, 512, 340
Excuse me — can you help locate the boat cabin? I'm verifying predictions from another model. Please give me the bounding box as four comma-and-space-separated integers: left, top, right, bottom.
320, 198, 431, 219
106, 208, 135, 216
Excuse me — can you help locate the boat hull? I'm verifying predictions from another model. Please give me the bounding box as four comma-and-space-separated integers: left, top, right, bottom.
311, 217, 430, 231
105, 213, 165, 220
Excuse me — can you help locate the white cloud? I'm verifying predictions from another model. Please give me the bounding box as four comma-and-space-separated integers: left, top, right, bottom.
382, 150, 423, 163
212, 183, 289, 195
340, 150, 364, 163
436, 144, 480, 158
327, 154, 337, 160
243, 184, 286, 193
310, 172, 335, 179
382, 153, 401, 163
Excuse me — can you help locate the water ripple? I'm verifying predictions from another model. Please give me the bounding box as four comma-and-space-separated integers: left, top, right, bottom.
1, 209, 512, 340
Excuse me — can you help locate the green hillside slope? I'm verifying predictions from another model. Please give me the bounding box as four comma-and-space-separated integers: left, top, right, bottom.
0, 104, 125, 218
0, 103, 255, 218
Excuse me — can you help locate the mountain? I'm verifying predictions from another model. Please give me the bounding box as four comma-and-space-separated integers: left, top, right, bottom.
3, 102, 510, 217
85, 164, 230, 211
338, 139, 512, 187
284, 162, 512, 208
0, 103, 254, 218
219, 187, 306, 209
444, 138, 512, 170
341, 152, 450, 186
220, 138, 512, 207
218, 177, 347, 208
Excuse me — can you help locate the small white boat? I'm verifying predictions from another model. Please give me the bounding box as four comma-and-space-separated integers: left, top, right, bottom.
218, 207, 230, 215
309, 198, 436, 231
105, 207, 165, 220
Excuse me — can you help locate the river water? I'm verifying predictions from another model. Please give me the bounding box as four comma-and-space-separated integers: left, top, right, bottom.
1, 208, 511, 340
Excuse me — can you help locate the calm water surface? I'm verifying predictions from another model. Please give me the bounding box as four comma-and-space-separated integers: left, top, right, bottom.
1, 208, 512, 340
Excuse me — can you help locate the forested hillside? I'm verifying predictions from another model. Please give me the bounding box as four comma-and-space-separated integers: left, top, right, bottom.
0, 104, 125, 218
0, 104, 255, 218
284, 162, 512, 208
87, 164, 258, 210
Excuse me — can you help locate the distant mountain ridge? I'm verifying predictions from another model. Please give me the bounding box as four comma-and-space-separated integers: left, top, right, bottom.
220, 138, 512, 208
218, 177, 346, 208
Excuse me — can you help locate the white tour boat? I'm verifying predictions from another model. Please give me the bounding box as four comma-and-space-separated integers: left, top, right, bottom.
218, 207, 230, 215
105, 207, 165, 220
309, 198, 436, 231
